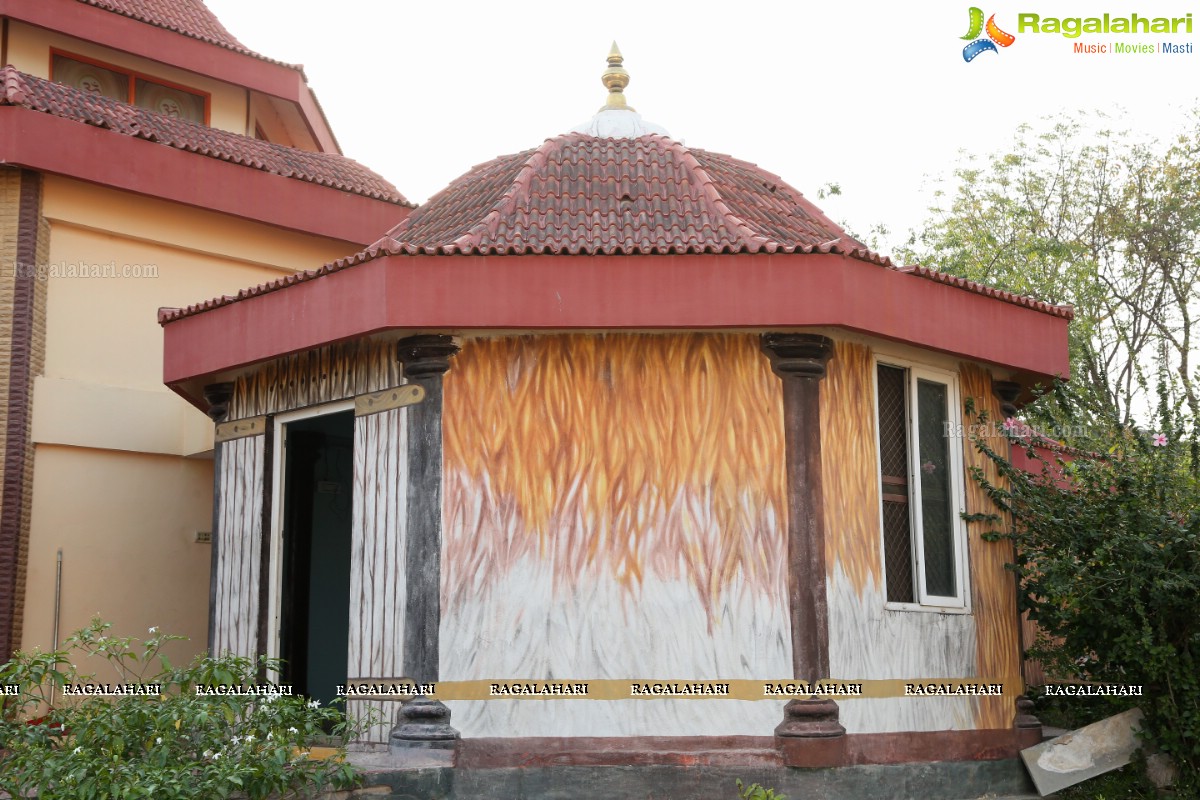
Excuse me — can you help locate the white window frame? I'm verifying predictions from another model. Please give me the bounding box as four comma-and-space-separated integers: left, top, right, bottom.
266, 399, 355, 668
873, 357, 971, 612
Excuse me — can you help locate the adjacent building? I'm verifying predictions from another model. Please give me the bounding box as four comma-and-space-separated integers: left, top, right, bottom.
0, 0, 411, 662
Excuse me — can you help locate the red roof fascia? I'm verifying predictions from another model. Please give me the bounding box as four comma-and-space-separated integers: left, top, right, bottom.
0, 0, 340, 152
0, 105, 407, 244
161, 251, 1071, 402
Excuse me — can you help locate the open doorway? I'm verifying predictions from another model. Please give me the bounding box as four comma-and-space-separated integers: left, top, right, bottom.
277, 409, 354, 709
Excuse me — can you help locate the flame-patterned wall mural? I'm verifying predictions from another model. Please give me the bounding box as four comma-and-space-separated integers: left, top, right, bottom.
440, 333, 792, 736
209, 328, 1025, 740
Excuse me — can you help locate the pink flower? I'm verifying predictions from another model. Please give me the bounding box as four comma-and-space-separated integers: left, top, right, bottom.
1002, 417, 1018, 432
1152, 433, 1168, 447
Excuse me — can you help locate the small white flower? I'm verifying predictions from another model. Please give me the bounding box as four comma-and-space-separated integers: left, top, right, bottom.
212, 751, 222, 761
307, 699, 320, 709
148, 626, 158, 634
244, 734, 255, 743
72, 746, 83, 755
287, 726, 299, 735
155, 737, 163, 745
266, 732, 273, 741
231, 735, 241, 745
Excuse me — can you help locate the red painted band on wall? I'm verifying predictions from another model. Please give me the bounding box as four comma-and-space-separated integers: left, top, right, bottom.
0, 106, 407, 244
161, 252, 1071, 402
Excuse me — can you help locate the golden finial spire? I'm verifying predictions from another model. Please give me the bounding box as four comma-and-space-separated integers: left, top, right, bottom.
600, 41, 634, 112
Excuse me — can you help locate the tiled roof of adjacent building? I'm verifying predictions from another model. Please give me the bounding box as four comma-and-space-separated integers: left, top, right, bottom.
369, 133, 881, 257
76, 0, 297, 68
0, 67, 412, 206
156, 132, 1075, 324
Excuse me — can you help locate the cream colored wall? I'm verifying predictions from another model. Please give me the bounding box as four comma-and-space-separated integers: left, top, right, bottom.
35, 176, 353, 451
22, 176, 362, 663
7, 21, 248, 134
21, 445, 215, 665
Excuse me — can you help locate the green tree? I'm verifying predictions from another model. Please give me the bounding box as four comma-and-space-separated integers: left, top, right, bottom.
966, 388, 1200, 787
900, 111, 1200, 428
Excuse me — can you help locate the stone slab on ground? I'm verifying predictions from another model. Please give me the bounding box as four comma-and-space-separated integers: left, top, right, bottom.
1019, 708, 1144, 796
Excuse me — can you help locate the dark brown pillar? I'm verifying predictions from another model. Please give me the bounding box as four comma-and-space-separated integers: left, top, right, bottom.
202, 382, 233, 653
992, 379, 1043, 746
391, 335, 460, 752
760, 333, 845, 757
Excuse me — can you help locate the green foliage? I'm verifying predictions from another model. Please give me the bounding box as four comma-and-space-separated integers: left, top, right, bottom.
902, 110, 1200, 427
0, 618, 367, 799
735, 778, 787, 800
964, 389, 1199, 790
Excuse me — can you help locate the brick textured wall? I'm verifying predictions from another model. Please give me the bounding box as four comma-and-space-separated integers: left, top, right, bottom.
0, 167, 48, 658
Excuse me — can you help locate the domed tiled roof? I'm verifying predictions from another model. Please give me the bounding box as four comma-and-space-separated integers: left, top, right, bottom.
368, 133, 875, 258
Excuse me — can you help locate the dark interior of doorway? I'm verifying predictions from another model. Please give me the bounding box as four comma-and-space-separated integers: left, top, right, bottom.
279, 410, 353, 711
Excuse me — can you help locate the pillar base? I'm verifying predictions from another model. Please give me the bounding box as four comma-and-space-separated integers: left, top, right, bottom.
774, 698, 846, 767
1014, 695, 1043, 749
389, 697, 460, 754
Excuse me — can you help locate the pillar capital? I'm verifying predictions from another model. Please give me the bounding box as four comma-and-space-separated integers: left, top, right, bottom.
993, 380, 1021, 419
760, 333, 834, 380
397, 335, 460, 378
203, 382, 234, 423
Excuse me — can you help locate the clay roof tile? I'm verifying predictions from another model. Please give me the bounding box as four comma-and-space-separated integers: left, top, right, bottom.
0, 67, 411, 206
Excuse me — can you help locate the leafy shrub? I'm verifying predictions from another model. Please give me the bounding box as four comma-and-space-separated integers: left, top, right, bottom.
736, 778, 787, 800
0, 618, 367, 799
965, 391, 1199, 789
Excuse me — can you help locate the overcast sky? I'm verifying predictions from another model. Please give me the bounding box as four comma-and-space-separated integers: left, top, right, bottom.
205, 0, 1198, 258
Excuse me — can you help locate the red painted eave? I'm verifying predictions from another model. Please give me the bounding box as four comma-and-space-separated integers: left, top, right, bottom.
0, 0, 340, 151
162, 252, 1072, 404
0, 106, 408, 244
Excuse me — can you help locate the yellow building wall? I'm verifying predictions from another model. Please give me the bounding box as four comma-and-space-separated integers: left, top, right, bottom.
20, 176, 363, 663
7, 21, 248, 135
21, 446, 215, 663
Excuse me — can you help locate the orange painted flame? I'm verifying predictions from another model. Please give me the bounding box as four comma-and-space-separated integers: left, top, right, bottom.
441, 333, 787, 618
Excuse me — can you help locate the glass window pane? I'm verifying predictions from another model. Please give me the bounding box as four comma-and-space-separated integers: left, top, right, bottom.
917, 379, 956, 598
877, 365, 914, 603
52, 55, 129, 102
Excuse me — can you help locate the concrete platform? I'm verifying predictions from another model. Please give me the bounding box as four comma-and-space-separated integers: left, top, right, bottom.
342, 759, 1038, 800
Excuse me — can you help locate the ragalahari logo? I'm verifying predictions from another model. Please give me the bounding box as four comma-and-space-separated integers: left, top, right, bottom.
961, 7, 1016, 61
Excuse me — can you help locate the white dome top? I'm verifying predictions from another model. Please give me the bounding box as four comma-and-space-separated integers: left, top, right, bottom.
571, 107, 670, 138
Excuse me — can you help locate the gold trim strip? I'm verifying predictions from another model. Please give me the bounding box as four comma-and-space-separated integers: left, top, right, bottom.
321, 678, 1025, 702
354, 384, 425, 416
214, 416, 267, 443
